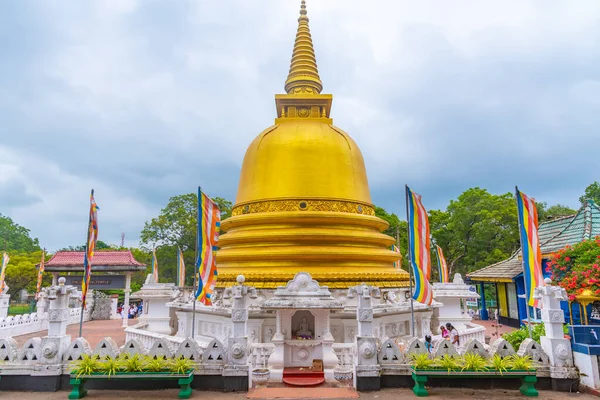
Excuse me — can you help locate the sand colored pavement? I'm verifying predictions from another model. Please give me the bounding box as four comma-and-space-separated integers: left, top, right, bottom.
13, 318, 131, 348
1, 388, 595, 400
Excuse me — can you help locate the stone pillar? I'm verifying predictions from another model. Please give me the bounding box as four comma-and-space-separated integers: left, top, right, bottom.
36, 291, 48, 314
479, 282, 489, 320
534, 278, 579, 389
349, 284, 381, 391
51, 272, 59, 286
225, 275, 256, 391
39, 277, 77, 372
0, 292, 9, 319
122, 272, 131, 328
109, 294, 119, 319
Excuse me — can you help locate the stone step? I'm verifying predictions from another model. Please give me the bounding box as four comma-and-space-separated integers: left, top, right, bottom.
282, 376, 326, 387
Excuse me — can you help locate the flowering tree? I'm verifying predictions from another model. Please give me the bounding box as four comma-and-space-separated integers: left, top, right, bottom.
547, 236, 600, 301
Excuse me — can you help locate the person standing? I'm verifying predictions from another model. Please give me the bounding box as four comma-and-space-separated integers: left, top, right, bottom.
446, 323, 459, 346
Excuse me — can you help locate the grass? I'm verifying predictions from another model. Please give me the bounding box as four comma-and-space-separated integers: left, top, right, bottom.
410, 353, 537, 374
70, 354, 197, 377
7, 304, 32, 316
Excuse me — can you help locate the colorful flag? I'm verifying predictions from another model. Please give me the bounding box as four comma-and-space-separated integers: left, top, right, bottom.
515, 188, 544, 308
81, 190, 99, 309
406, 186, 434, 305
435, 245, 449, 283
0, 252, 10, 293
35, 249, 46, 300
195, 188, 221, 305
391, 245, 402, 269
151, 248, 159, 283
177, 247, 186, 287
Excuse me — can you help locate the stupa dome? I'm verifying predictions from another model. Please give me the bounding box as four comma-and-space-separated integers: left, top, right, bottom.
217, 1, 408, 289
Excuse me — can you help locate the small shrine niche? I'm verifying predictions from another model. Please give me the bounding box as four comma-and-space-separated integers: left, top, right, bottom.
292, 310, 315, 339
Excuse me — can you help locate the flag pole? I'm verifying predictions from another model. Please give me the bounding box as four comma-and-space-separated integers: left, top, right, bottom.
405, 185, 416, 338
433, 243, 441, 283
395, 226, 400, 269
191, 186, 201, 340
515, 186, 533, 339
79, 189, 93, 338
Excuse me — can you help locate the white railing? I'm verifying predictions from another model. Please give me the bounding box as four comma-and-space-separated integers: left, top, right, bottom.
333, 342, 355, 369
0, 312, 47, 338
459, 323, 486, 345
124, 323, 185, 351
249, 343, 274, 369
0, 307, 91, 338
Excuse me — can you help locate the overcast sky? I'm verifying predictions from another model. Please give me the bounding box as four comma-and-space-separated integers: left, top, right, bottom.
1, 0, 599, 251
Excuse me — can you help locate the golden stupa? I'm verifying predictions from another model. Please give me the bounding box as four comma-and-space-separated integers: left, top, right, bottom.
217, 1, 408, 289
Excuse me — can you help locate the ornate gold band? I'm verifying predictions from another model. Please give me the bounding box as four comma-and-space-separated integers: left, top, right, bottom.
232, 199, 375, 217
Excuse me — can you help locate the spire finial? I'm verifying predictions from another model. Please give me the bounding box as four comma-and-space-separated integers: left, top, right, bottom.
284, 0, 323, 95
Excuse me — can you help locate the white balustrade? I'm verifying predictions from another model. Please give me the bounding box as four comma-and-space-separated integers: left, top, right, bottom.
333, 342, 355, 369
250, 343, 274, 369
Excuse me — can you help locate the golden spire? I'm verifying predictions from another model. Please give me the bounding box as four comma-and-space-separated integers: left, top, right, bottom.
284, 0, 323, 95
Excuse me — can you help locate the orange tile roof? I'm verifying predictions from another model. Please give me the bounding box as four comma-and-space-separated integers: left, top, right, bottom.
44, 250, 146, 267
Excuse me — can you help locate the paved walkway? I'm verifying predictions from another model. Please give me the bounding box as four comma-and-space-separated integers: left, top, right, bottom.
13, 318, 131, 348
2, 388, 594, 399
11, 318, 511, 349
475, 319, 516, 339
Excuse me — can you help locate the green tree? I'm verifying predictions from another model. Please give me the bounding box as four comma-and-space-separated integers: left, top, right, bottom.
60, 241, 115, 252
139, 193, 232, 286
580, 181, 600, 205
536, 202, 577, 221
214, 197, 233, 220
140, 193, 232, 251
545, 204, 577, 220
0, 214, 40, 253
3, 250, 51, 297
429, 188, 520, 277
375, 206, 401, 238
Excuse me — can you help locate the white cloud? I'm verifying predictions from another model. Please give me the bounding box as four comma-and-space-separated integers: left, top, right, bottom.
1, 0, 599, 249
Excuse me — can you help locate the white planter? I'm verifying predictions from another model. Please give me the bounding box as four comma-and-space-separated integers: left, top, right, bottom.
333, 368, 353, 384
252, 368, 270, 387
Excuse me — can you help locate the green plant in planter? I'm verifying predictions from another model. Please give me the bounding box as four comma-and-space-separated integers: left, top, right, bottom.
71, 354, 101, 379
436, 355, 462, 373
143, 356, 168, 372
120, 354, 144, 373
410, 353, 434, 370
508, 355, 533, 371
100, 356, 122, 378
489, 354, 510, 375
462, 353, 487, 372
170, 357, 195, 375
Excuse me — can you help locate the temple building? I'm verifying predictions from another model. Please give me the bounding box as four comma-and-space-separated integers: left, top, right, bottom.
468, 199, 600, 327
42, 250, 146, 327
126, 1, 483, 386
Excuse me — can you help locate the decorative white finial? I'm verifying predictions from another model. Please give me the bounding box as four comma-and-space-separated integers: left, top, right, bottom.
237, 275, 245, 284
544, 278, 552, 285
58, 277, 66, 286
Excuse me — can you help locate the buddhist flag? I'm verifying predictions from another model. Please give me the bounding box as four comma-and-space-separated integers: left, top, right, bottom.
515, 187, 544, 308
0, 253, 10, 293
406, 186, 434, 305
177, 247, 186, 287
391, 245, 402, 269
151, 248, 159, 283
435, 245, 449, 283
81, 190, 99, 309
195, 188, 221, 305
35, 249, 46, 300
